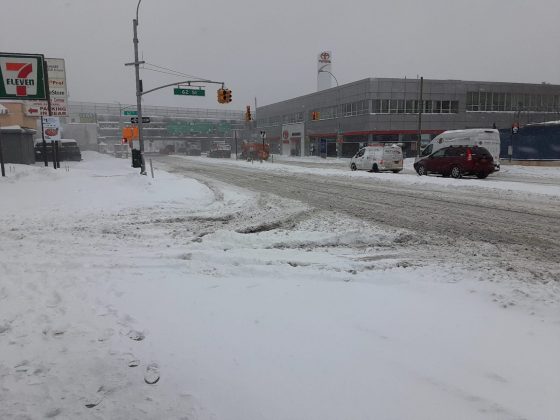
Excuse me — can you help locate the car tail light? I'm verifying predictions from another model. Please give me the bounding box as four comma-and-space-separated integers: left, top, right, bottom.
467, 148, 472, 161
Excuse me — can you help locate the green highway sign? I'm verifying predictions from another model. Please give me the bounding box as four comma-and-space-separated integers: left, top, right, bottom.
174, 87, 205, 97
123, 110, 137, 116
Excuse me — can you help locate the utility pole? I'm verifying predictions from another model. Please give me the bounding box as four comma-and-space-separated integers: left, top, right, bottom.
131, 0, 146, 174
417, 76, 423, 157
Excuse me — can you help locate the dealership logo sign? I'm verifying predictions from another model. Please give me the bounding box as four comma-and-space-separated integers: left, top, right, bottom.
0, 53, 46, 100
318, 51, 331, 64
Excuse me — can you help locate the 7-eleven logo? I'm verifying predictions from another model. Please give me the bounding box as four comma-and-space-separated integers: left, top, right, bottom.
0, 57, 38, 96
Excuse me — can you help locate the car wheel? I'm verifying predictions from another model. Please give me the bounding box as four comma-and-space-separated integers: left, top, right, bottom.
350, 163, 357, 171
372, 164, 379, 173
450, 165, 462, 179
416, 164, 426, 176
476, 172, 489, 179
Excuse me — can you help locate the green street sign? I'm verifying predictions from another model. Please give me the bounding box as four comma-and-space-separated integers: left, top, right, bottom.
0, 53, 47, 100
174, 88, 205, 97
123, 110, 137, 116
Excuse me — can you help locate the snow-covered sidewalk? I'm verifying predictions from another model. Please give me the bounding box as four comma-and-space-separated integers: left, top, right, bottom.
1, 152, 559, 419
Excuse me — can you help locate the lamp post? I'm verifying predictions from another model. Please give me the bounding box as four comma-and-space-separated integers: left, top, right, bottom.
318, 67, 342, 158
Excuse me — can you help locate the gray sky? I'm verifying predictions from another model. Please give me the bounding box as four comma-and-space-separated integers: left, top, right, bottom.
1, 0, 559, 110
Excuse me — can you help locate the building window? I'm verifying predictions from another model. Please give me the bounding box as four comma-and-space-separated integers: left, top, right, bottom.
356, 100, 369, 115
405, 100, 415, 113
451, 101, 459, 113
467, 91, 560, 112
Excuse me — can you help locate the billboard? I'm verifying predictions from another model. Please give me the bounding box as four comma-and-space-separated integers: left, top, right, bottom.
0, 53, 47, 100
24, 57, 68, 116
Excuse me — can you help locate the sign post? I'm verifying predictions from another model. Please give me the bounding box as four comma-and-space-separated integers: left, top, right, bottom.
260, 130, 266, 162
0, 135, 5, 177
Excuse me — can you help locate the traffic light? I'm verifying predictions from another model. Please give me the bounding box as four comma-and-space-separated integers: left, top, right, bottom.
217, 88, 226, 104
217, 88, 232, 104
311, 111, 320, 120
245, 105, 252, 121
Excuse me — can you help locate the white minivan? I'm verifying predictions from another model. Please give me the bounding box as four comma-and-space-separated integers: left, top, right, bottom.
350, 144, 404, 173
420, 129, 501, 171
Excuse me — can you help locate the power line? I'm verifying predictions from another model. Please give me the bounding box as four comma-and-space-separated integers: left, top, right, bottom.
143, 62, 206, 81
141, 66, 189, 78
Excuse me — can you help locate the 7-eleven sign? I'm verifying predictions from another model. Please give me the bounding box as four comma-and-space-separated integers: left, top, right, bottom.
0, 53, 46, 100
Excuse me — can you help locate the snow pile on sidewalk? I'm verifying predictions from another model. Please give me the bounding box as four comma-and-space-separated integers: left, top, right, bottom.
1, 152, 559, 420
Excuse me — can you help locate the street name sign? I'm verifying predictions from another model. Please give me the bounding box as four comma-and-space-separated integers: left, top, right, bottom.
174, 88, 205, 96
131, 117, 150, 123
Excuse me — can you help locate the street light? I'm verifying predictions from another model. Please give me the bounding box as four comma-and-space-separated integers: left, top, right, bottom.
318, 67, 342, 158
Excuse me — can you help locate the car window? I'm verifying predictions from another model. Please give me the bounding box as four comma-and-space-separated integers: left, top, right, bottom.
421, 144, 433, 156
444, 147, 463, 157
431, 149, 446, 157
356, 149, 365, 157
472, 147, 491, 157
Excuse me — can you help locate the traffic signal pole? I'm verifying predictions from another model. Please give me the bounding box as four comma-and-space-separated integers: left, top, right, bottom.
126, 0, 229, 176
132, 1, 146, 175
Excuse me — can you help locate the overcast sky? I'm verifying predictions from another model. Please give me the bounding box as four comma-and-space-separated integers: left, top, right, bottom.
1, 0, 559, 110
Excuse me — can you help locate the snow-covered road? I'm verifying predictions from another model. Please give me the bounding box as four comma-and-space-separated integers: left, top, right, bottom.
1, 152, 559, 420
159, 154, 560, 274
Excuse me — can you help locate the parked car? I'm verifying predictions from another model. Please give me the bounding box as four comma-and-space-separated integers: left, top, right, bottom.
208, 141, 231, 158
414, 145, 494, 179
186, 142, 202, 156
34, 139, 82, 162
350, 144, 403, 173
159, 144, 175, 155
419, 128, 501, 171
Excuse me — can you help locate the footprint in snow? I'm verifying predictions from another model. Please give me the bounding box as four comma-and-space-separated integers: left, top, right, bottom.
85, 386, 107, 408
144, 363, 160, 384
127, 330, 145, 341
128, 359, 140, 368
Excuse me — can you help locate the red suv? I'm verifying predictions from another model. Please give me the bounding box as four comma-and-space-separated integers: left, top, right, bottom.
414, 146, 495, 179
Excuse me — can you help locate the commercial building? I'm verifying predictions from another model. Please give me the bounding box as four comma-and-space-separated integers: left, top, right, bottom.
255, 78, 560, 158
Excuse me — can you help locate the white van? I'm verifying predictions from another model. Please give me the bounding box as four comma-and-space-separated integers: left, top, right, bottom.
350, 144, 403, 173
420, 129, 501, 171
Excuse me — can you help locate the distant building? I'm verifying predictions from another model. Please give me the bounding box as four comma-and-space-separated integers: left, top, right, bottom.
67, 101, 246, 153
256, 78, 560, 158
